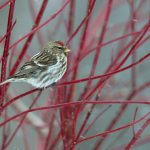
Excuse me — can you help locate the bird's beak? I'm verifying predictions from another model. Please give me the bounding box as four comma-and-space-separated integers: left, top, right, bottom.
64, 48, 70, 53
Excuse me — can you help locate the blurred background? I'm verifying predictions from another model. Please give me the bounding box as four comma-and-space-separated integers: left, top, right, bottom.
0, 0, 150, 149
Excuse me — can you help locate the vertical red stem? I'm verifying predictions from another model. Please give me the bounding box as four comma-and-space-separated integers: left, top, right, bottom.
9, 0, 48, 76
0, 0, 16, 107
4, 91, 42, 149
67, 0, 96, 101
67, 0, 75, 36
129, 0, 137, 90
81, 0, 113, 98
126, 119, 150, 149
93, 23, 150, 149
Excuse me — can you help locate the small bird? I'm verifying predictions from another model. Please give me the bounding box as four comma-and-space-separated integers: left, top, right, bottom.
0, 41, 70, 88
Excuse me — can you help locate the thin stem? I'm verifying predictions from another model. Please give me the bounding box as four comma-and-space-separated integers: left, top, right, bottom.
4, 91, 42, 149
0, 0, 16, 107
77, 112, 150, 144
9, 0, 49, 76
125, 119, 150, 149
2, 98, 150, 127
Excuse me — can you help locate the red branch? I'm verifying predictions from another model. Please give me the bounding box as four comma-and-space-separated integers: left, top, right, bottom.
9, 0, 49, 76
0, 0, 15, 10
4, 91, 42, 149
77, 112, 150, 144
125, 119, 150, 149
0, 0, 16, 107
0, 20, 16, 44
1, 52, 150, 112
1, 99, 150, 127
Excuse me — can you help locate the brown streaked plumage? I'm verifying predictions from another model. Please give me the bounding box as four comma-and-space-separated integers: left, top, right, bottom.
0, 41, 70, 88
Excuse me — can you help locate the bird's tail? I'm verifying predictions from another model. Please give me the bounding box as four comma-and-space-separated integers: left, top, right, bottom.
0, 78, 16, 86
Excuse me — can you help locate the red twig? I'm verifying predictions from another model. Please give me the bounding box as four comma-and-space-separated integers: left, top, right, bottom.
77, 112, 150, 144
2, 89, 38, 110
0, 0, 15, 10
2, 99, 150, 128
132, 107, 138, 136
28, 0, 45, 46
83, 105, 112, 136
59, 52, 150, 88
73, 1, 114, 142
0, 20, 16, 44
67, 0, 96, 101
82, 23, 149, 105
48, 131, 61, 150
9, 0, 70, 50
0, 0, 16, 107
1, 52, 149, 113
125, 118, 150, 149
128, 0, 137, 90
67, 0, 75, 35
9, 0, 48, 76
81, 0, 113, 98
3, 91, 42, 149
93, 23, 150, 147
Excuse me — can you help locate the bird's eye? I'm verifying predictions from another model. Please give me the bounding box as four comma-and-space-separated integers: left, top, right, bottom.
57, 46, 63, 50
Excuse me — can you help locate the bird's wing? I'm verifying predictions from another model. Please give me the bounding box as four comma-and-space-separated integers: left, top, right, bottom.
12, 52, 58, 78
31, 51, 57, 67
19, 61, 38, 72
12, 61, 38, 78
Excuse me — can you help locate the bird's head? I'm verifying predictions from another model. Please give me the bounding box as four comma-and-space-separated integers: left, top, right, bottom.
47, 41, 70, 55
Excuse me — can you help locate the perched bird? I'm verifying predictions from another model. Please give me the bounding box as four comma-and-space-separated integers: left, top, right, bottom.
0, 41, 70, 88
